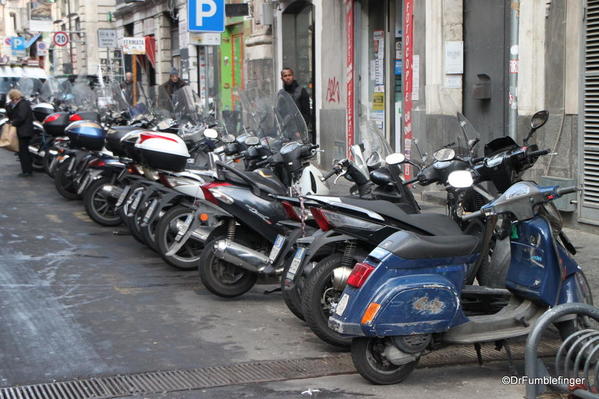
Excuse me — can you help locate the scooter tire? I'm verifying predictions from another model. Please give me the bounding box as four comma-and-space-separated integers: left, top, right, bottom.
281, 258, 305, 321
199, 235, 258, 298
32, 156, 44, 171
302, 253, 352, 348
477, 236, 511, 288
155, 205, 205, 270
351, 337, 419, 385
54, 160, 80, 200
83, 177, 122, 226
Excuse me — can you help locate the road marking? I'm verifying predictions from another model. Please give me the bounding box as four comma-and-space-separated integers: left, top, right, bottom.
46, 214, 62, 223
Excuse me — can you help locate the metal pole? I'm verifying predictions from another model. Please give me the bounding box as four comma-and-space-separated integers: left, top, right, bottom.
67, 0, 74, 72
508, 0, 520, 140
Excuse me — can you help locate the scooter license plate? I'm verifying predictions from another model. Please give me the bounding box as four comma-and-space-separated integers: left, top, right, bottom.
268, 234, 286, 263
286, 247, 305, 279
175, 216, 193, 242
143, 200, 158, 223
130, 191, 142, 212
117, 168, 127, 181
116, 185, 130, 208
335, 293, 350, 316
77, 174, 91, 195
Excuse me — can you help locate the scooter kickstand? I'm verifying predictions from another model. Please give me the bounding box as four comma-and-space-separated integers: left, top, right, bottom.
496, 340, 518, 376
263, 287, 281, 295
474, 343, 483, 366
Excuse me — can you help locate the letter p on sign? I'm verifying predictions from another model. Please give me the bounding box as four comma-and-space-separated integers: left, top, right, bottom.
188, 0, 225, 33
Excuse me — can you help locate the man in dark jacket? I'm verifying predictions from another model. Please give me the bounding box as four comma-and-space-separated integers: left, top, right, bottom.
6, 89, 34, 177
280, 68, 311, 129
161, 67, 187, 97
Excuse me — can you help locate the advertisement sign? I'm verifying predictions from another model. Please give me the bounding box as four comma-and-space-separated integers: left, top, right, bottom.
122, 37, 146, 55
29, 0, 53, 32
345, 0, 355, 153
98, 29, 118, 48
189, 32, 221, 46
188, 0, 225, 32
402, 0, 414, 180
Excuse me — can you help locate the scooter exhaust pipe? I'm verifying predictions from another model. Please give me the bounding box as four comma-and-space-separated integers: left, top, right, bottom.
212, 239, 270, 273
332, 267, 353, 291
101, 184, 124, 199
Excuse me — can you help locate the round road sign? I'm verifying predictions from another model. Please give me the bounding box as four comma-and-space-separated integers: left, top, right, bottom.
4, 37, 11, 46
53, 32, 69, 47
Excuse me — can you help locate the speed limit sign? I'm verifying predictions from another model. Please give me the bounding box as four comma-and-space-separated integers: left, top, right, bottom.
53, 31, 69, 47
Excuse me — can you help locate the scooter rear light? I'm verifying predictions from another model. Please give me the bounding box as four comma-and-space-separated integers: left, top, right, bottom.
43, 113, 61, 124
201, 182, 232, 205
69, 113, 83, 121
88, 159, 106, 167
347, 262, 376, 288
282, 201, 301, 222
310, 208, 331, 231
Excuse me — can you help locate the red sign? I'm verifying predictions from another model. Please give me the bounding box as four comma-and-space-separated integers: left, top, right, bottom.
345, 0, 355, 156
53, 31, 69, 47
4, 37, 11, 46
402, 0, 414, 180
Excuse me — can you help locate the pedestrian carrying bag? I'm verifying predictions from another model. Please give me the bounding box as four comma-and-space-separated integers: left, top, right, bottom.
0, 124, 18, 152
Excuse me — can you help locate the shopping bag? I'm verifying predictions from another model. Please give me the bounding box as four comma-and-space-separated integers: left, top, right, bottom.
0, 124, 18, 152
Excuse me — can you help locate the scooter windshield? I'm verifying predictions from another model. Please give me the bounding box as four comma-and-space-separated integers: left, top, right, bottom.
238, 87, 277, 138
274, 90, 309, 144
353, 120, 394, 177
15, 77, 43, 99
71, 79, 98, 111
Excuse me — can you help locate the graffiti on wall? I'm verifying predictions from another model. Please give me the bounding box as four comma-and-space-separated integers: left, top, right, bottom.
326, 77, 341, 103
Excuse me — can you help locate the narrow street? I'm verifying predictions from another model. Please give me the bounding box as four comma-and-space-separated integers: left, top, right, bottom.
3, 149, 594, 398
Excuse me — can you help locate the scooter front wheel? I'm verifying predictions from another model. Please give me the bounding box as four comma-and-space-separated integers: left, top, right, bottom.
84, 177, 122, 226
351, 337, 419, 385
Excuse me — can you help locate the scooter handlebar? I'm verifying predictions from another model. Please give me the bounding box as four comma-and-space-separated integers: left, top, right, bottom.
528, 149, 550, 158
557, 186, 578, 196
322, 167, 340, 181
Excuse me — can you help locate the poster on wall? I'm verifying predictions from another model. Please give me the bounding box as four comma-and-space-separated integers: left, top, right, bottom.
373, 30, 385, 86
29, 0, 53, 32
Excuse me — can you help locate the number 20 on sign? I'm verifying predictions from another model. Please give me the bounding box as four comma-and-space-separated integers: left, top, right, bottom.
53, 32, 69, 47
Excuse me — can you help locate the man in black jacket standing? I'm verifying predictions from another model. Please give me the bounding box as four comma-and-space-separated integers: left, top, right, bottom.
6, 89, 34, 177
280, 68, 311, 132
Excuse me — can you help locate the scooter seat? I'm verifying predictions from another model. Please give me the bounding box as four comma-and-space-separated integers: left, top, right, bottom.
341, 198, 463, 235
222, 169, 288, 196
380, 230, 481, 259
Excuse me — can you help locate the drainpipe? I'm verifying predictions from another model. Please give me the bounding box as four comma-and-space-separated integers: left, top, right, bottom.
508, 0, 519, 140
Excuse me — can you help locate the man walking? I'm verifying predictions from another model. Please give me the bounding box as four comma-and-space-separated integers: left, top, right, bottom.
161, 67, 187, 97
280, 67, 311, 128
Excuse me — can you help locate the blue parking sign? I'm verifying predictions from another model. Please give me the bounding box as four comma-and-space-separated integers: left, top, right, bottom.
188, 0, 225, 32
11, 37, 26, 51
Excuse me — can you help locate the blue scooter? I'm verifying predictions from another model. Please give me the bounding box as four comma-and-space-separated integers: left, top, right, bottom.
329, 179, 591, 385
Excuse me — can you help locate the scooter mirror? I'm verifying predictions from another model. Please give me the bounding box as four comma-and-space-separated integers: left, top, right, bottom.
385, 153, 406, 165
245, 136, 260, 146
203, 128, 219, 139
447, 170, 474, 188
530, 110, 549, 130
222, 134, 236, 143
433, 148, 456, 162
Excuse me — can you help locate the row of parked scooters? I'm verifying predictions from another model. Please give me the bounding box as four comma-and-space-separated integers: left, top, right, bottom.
10, 78, 594, 385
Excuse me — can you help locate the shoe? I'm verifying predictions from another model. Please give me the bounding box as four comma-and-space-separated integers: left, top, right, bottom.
17, 172, 33, 178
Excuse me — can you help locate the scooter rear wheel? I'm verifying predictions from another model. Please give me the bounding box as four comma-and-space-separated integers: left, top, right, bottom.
351, 337, 419, 385
302, 253, 352, 348
83, 177, 122, 226
155, 205, 205, 270
198, 235, 258, 298
54, 160, 80, 200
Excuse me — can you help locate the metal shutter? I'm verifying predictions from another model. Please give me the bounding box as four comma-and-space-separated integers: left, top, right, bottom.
581, 0, 599, 222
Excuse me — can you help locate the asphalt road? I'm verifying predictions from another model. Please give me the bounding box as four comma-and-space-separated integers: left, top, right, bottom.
1, 149, 597, 398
